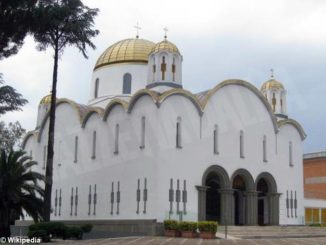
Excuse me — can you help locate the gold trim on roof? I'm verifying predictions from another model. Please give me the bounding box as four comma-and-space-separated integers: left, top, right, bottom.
150, 39, 180, 55
94, 38, 155, 70
261, 79, 285, 91
39, 94, 53, 105
278, 119, 307, 140
26, 79, 306, 148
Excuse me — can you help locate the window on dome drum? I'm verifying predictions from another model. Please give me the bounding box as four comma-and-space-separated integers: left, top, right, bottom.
289, 141, 293, 166
74, 136, 78, 163
122, 73, 132, 94
91, 131, 96, 159
263, 135, 267, 162
94, 78, 99, 98
140, 116, 145, 149
114, 124, 119, 154
172, 58, 176, 81
176, 117, 182, 148
213, 124, 219, 154
240, 130, 244, 158
161, 56, 166, 80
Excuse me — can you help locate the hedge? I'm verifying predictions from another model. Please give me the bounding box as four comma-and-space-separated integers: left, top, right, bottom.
198, 221, 218, 233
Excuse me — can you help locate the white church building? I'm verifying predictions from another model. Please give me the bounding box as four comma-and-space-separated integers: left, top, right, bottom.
23, 35, 307, 235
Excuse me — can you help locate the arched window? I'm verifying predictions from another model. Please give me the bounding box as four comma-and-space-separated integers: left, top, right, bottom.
91, 131, 96, 159
289, 141, 293, 166
114, 124, 119, 154
74, 136, 78, 163
94, 78, 99, 98
263, 135, 267, 162
123, 73, 132, 94
176, 117, 182, 148
213, 124, 219, 154
240, 130, 244, 158
140, 116, 145, 149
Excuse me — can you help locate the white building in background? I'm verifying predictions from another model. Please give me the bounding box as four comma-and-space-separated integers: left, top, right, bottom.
23, 35, 307, 235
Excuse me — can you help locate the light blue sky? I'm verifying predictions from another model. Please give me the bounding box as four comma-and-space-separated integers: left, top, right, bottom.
1, 0, 325, 153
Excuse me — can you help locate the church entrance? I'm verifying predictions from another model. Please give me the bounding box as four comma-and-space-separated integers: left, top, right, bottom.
232, 175, 246, 225
255, 172, 279, 225
205, 173, 221, 221
257, 178, 268, 225
197, 165, 232, 225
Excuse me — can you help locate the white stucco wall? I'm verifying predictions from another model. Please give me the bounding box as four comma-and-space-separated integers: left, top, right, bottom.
24, 81, 305, 225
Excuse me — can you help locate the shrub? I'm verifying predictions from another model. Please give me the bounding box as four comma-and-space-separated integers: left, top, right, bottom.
178, 221, 197, 232
66, 226, 83, 240
29, 222, 66, 238
27, 229, 50, 243
198, 221, 218, 233
81, 224, 93, 233
164, 220, 178, 230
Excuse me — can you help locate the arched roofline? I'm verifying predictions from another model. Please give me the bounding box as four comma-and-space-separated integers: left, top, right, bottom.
127, 89, 159, 113
202, 79, 279, 134
231, 168, 255, 191
22, 131, 38, 149
202, 165, 231, 189
255, 172, 278, 193
278, 118, 307, 140
159, 89, 203, 116
37, 99, 84, 142
81, 107, 104, 128
103, 99, 128, 121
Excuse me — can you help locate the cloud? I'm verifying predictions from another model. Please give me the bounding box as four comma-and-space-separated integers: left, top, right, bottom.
1, 0, 325, 153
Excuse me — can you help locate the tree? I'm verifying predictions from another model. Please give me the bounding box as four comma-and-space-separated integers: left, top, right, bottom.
32, 0, 99, 221
0, 150, 44, 237
0, 74, 28, 115
0, 121, 26, 152
0, 0, 37, 59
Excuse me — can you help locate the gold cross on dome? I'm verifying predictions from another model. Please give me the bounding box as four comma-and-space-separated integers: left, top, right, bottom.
163, 27, 168, 39
134, 22, 141, 38
270, 68, 274, 79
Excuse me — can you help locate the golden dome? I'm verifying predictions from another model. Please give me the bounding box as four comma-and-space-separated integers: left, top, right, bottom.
151, 39, 180, 55
261, 79, 284, 91
39, 94, 52, 105
94, 38, 155, 70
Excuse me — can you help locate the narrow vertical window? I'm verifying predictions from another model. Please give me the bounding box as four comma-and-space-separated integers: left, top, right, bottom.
240, 130, 244, 158
58, 141, 61, 166
289, 141, 293, 166
172, 58, 176, 81
161, 56, 166, 80
176, 117, 182, 148
122, 73, 132, 94
94, 78, 99, 98
140, 116, 145, 149
114, 124, 119, 154
263, 135, 267, 162
213, 124, 219, 154
43, 145, 46, 169
74, 136, 78, 163
91, 131, 96, 159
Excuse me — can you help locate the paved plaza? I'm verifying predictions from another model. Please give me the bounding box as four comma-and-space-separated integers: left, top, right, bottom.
50, 236, 326, 245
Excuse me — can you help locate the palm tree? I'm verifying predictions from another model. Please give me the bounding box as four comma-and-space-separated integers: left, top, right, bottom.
0, 149, 44, 237
32, 0, 99, 221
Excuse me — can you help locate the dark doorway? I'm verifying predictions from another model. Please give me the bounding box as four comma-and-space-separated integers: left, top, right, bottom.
257, 178, 268, 225
232, 175, 246, 225
205, 173, 221, 221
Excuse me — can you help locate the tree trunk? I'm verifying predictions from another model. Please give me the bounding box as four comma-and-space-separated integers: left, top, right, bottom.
0, 207, 11, 237
43, 42, 59, 221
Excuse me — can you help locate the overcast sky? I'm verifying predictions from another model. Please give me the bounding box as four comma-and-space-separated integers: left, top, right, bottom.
1, 0, 326, 153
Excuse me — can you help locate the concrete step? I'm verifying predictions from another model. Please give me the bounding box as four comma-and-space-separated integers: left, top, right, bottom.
217, 226, 326, 239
